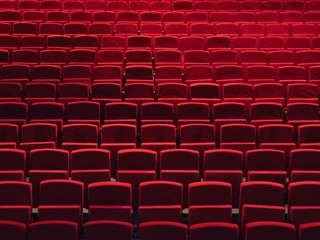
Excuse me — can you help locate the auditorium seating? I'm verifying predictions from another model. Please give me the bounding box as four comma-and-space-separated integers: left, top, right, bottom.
1, 0, 320, 238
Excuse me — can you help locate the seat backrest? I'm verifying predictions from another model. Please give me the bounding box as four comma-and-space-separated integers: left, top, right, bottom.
139, 181, 183, 206
71, 149, 110, 170
84, 220, 133, 240
40, 179, 84, 207
141, 124, 176, 143
0, 181, 32, 205
188, 181, 232, 205
101, 124, 136, 143
88, 181, 132, 206
29, 221, 78, 240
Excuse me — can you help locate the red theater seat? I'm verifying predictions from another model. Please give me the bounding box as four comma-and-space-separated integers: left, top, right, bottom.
73, 35, 99, 49
13, 22, 37, 35
222, 83, 253, 112
0, 123, 19, 148
0, 220, 26, 240
184, 66, 213, 85
40, 50, 68, 65
66, 101, 100, 127
177, 102, 210, 126
233, 12, 255, 23
284, 0, 305, 11
249, 102, 284, 126
290, 149, 320, 182
20, 123, 57, 155
239, 1, 261, 12
129, 1, 150, 12
0, 83, 22, 102
97, 50, 124, 67
211, 50, 238, 66
245, 149, 286, 185
286, 37, 312, 52
246, 65, 276, 84
29, 221, 78, 240
125, 65, 153, 84
12, 49, 39, 65
265, 23, 289, 36
70, 12, 91, 23
240, 182, 286, 236
157, 83, 188, 106
139, 221, 187, 240
194, 1, 216, 11
84, 220, 133, 240
62, 65, 91, 84
0, 181, 32, 223
188, 181, 232, 224
180, 36, 206, 51
189, 83, 220, 105
287, 83, 319, 104
155, 65, 183, 85
85, 1, 106, 11
58, 82, 90, 104
92, 65, 123, 84
186, 12, 208, 23
40, 0, 61, 11
298, 125, 320, 149
240, 24, 265, 36
253, 83, 284, 104
288, 181, 320, 225
246, 222, 295, 240
154, 36, 179, 49
32, 65, 61, 84
0, 148, 25, 180
216, 0, 238, 11
220, 124, 256, 153
104, 102, 137, 125
29, 102, 64, 128
279, 11, 303, 23
215, 23, 239, 36
141, 124, 177, 156
141, 102, 174, 125
155, 50, 182, 66
164, 23, 188, 37
62, 123, 98, 151
150, 1, 171, 12
38, 180, 84, 224
91, 82, 122, 105
189, 23, 214, 36
139, 181, 183, 222
107, 1, 128, 11
88, 182, 132, 222
299, 222, 320, 240
291, 24, 316, 37
190, 222, 239, 240
24, 83, 56, 103
210, 11, 232, 23
215, 66, 244, 85
124, 83, 154, 106
259, 36, 285, 51
0, 35, 19, 50
20, 36, 45, 50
